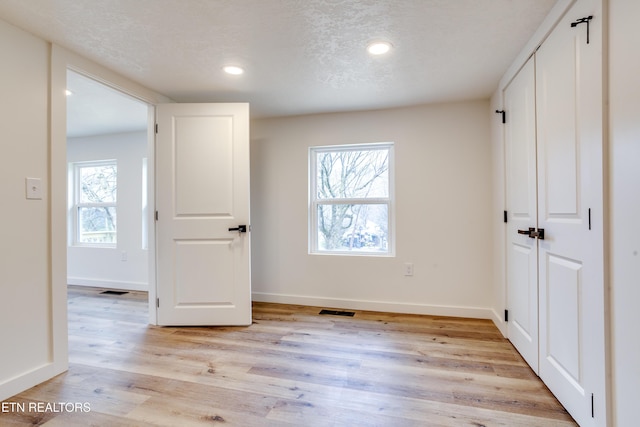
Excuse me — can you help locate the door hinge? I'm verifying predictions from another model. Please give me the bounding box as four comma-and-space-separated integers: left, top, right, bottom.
156, 298, 160, 308
504, 309, 509, 322
571, 15, 594, 44
588, 208, 592, 230
495, 109, 506, 124
504, 210, 508, 223
591, 393, 595, 418
155, 211, 158, 221
155, 123, 158, 134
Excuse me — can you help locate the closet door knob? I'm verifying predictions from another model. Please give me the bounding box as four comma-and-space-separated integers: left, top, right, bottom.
517, 228, 534, 236
517, 227, 544, 239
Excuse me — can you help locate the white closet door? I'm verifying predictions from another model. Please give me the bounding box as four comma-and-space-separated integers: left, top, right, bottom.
536, 0, 606, 424
504, 56, 539, 373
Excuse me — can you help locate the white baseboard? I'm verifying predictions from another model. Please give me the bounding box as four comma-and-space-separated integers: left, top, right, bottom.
491, 308, 508, 337
67, 277, 148, 292
0, 362, 67, 402
252, 292, 494, 320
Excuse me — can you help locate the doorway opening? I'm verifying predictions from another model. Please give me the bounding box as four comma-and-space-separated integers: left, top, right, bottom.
66, 69, 153, 318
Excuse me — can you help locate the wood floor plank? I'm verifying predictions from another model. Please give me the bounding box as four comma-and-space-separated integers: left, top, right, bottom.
0, 286, 577, 426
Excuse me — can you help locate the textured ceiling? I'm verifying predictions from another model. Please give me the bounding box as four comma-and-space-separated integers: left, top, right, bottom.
0, 0, 556, 130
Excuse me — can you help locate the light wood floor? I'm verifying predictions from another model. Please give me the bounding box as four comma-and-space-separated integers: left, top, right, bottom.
2, 286, 576, 426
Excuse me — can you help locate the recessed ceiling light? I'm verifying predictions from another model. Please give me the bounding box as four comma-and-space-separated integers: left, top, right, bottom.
65, 89, 73, 96
367, 41, 392, 55
223, 65, 244, 75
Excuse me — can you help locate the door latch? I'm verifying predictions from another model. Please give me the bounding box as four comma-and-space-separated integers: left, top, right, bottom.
228, 225, 247, 233
517, 227, 545, 240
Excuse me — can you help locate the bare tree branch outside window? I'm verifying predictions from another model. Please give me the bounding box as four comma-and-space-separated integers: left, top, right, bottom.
75, 162, 117, 244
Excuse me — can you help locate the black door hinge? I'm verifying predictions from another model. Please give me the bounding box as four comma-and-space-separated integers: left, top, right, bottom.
495, 110, 506, 123
571, 16, 594, 44
504, 210, 508, 223
155, 211, 158, 221
505, 309, 509, 322
588, 208, 592, 230
591, 393, 595, 418
157, 298, 160, 308
155, 123, 158, 134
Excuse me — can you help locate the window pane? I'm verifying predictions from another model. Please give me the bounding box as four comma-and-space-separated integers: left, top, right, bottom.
316, 149, 388, 199
78, 207, 117, 244
79, 164, 117, 203
317, 204, 388, 252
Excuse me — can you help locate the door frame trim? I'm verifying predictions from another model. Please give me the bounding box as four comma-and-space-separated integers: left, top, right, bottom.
51, 44, 173, 356
499, 0, 577, 91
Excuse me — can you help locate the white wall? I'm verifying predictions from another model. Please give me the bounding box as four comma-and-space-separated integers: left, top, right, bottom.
250, 101, 494, 317
0, 19, 169, 401
67, 131, 149, 291
609, 0, 640, 424
0, 19, 66, 400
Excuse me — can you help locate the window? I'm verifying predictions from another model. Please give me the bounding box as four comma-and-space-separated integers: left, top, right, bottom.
72, 160, 118, 245
310, 143, 394, 255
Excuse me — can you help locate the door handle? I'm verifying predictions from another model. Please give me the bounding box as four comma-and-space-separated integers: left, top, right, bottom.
517, 227, 545, 240
531, 228, 544, 240
518, 228, 534, 236
228, 225, 247, 233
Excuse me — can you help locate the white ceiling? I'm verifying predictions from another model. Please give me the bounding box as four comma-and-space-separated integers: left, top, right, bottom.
0, 0, 556, 136
66, 70, 149, 138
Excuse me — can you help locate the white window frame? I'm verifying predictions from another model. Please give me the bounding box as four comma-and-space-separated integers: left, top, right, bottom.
309, 142, 395, 256
72, 159, 118, 247
141, 157, 148, 250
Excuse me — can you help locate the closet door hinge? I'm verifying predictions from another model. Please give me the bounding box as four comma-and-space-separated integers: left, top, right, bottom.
591, 393, 595, 418
155, 211, 159, 221
504, 210, 508, 223
155, 123, 158, 134
504, 309, 509, 322
157, 298, 160, 308
495, 109, 506, 124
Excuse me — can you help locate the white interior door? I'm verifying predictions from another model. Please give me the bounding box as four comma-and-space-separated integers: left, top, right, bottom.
504, 56, 539, 373
536, 1, 606, 424
155, 103, 251, 326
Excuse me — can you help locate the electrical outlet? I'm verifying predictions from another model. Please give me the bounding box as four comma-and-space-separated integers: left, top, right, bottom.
404, 262, 414, 276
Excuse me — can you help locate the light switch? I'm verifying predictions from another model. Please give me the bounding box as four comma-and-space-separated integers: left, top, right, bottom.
26, 177, 43, 200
